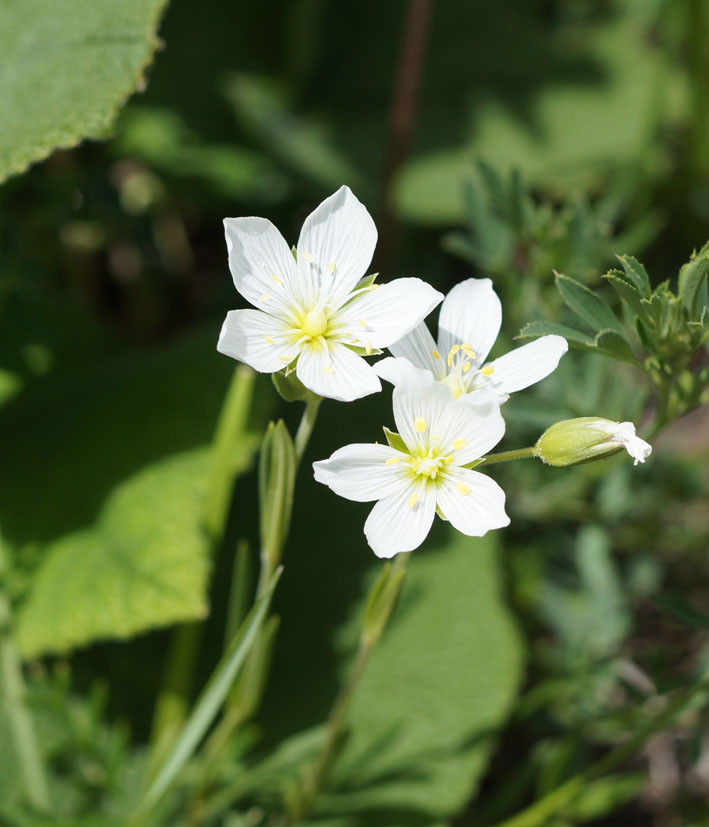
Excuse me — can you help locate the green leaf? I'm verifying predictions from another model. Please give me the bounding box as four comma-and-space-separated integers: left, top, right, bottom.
593, 329, 637, 363
17, 450, 211, 657
0, 0, 169, 183
603, 271, 645, 319
615, 254, 651, 297
678, 241, 709, 317
133, 568, 282, 820
555, 273, 625, 336
518, 321, 595, 348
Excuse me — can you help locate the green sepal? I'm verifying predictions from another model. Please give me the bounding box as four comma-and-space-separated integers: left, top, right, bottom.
383, 427, 407, 453
354, 272, 379, 290
272, 367, 319, 403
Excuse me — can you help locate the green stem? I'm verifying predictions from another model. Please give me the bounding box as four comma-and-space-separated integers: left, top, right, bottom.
288, 554, 409, 822
0, 532, 51, 811
477, 446, 538, 466
294, 398, 322, 466
492, 680, 709, 827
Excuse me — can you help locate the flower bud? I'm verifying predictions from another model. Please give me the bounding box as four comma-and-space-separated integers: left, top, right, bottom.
535, 417, 652, 467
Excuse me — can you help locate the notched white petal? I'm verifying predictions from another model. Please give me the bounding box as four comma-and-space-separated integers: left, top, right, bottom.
313, 443, 410, 502
436, 468, 510, 537
485, 335, 568, 395
438, 278, 502, 365
218, 309, 296, 373
364, 481, 436, 558
296, 340, 381, 401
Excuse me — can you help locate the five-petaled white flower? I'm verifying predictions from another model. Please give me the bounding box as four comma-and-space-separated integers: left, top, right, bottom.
313, 367, 510, 558
217, 186, 443, 401
375, 277, 568, 403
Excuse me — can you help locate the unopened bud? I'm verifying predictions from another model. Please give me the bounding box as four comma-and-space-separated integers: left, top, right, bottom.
535, 417, 652, 467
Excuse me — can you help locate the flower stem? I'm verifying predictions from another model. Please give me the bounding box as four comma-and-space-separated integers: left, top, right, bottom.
287, 553, 409, 821
477, 446, 538, 466
0, 531, 51, 812
491, 680, 709, 827
294, 397, 322, 466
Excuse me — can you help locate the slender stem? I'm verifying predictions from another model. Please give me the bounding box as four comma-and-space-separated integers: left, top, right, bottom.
477, 447, 538, 466
289, 554, 409, 821
294, 398, 322, 466
492, 680, 709, 827
0, 531, 51, 811
376, 0, 432, 272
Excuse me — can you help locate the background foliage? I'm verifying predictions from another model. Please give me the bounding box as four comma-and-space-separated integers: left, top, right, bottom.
1, 0, 708, 825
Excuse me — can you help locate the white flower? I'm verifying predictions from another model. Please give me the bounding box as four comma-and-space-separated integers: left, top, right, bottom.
217, 186, 443, 402
374, 277, 568, 403
313, 367, 509, 558
588, 420, 652, 466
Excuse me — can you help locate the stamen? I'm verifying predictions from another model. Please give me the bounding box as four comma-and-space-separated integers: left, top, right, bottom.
366, 340, 373, 355
461, 344, 476, 359
432, 350, 441, 360
271, 275, 282, 285
447, 344, 460, 366
264, 335, 274, 344
358, 318, 368, 327
452, 438, 466, 450
350, 338, 359, 344
456, 482, 471, 495
328, 261, 336, 274
463, 361, 471, 373
257, 293, 273, 302
279, 355, 293, 362
385, 457, 400, 466
481, 365, 495, 377
414, 417, 427, 433
407, 492, 418, 508
443, 454, 454, 464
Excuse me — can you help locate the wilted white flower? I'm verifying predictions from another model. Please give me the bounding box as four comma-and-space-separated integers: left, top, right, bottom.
313, 367, 509, 558
375, 277, 567, 403
218, 186, 442, 402
535, 417, 652, 467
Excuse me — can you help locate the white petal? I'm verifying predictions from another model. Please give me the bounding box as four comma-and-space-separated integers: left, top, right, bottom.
373, 355, 434, 387
297, 186, 377, 310
388, 321, 446, 378
334, 278, 443, 349
393, 380, 505, 464
484, 335, 567, 395
313, 443, 410, 502
295, 340, 381, 401
593, 421, 652, 466
438, 278, 502, 364
223, 217, 300, 320
436, 468, 510, 537
364, 480, 436, 558
217, 309, 296, 372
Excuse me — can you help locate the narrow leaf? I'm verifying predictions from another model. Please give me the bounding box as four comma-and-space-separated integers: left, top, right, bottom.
555, 272, 625, 336
615, 254, 651, 297
678, 241, 709, 317
518, 321, 594, 347
594, 330, 637, 364
603, 271, 645, 319
133, 568, 282, 819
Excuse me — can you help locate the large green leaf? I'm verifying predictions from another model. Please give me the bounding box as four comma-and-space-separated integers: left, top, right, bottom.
0, 0, 168, 183
17, 450, 210, 658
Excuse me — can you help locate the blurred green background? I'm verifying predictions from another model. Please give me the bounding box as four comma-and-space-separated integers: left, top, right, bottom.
1, 0, 708, 825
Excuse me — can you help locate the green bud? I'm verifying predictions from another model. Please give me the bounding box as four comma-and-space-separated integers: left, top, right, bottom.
535, 417, 652, 467
259, 420, 296, 570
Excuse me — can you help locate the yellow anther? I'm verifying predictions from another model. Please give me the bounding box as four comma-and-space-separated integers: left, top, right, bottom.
257, 293, 273, 302
414, 417, 427, 433
452, 438, 466, 450
271, 274, 282, 285
447, 344, 460, 366
322, 365, 335, 374
301, 251, 314, 263
385, 457, 400, 466
351, 338, 359, 344
443, 454, 454, 464
456, 482, 471, 495
481, 365, 495, 377
432, 350, 441, 360
407, 492, 418, 508
366, 340, 373, 355
461, 344, 476, 359
463, 361, 471, 373
358, 318, 368, 327
264, 335, 274, 344
328, 261, 336, 274
279, 355, 293, 362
